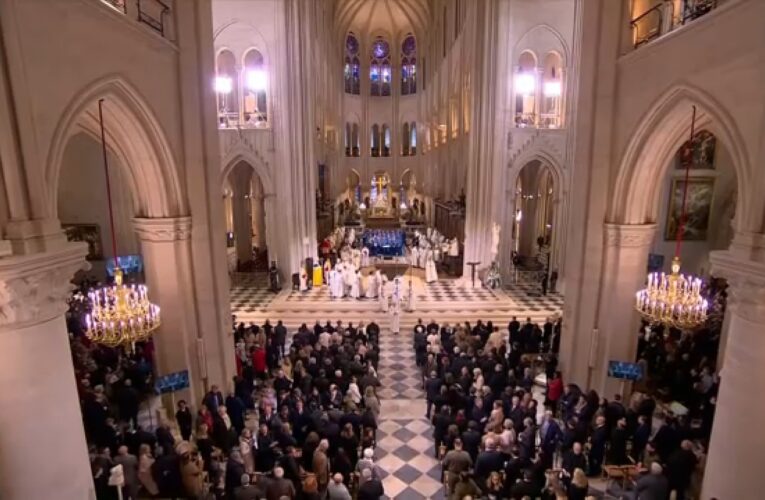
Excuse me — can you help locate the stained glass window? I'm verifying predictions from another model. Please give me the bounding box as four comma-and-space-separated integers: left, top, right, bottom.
370, 37, 390, 96
345, 33, 360, 95
401, 35, 417, 95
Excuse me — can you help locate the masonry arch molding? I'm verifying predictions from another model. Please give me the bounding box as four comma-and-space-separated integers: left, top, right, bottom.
611, 84, 753, 230
220, 148, 275, 197
47, 75, 185, 219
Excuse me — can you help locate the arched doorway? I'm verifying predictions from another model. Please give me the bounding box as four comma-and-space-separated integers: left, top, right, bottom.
224, 161, 269, 271
588, 88, 757, 499
513, 160, 556, 268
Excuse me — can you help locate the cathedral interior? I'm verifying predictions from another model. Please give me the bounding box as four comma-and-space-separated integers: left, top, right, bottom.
0, 0, 763, 499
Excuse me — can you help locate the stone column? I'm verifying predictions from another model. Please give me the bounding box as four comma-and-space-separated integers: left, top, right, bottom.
231, 168, 253, 266
0, 244, 95, 499
251, 194, 266, 250
461, 0, 506, 284
702, 248, 765, 499
133, 217, 234, 403
566, 223, 655, 395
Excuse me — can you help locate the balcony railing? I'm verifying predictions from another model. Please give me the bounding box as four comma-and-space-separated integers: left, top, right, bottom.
631, 0, 719, 49
137, 0, 170, 37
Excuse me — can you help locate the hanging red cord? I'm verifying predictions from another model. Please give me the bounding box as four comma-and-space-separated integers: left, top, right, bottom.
98, 99, 120, 269
674, 105, 696, 259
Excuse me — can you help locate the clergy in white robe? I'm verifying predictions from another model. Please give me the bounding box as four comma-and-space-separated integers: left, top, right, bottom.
361, 247, 370, 268
417, 245, 427, 268
390, 297, 401, 334
379, 277, 388, 312
352, 248, 362, 270
365, 271, 378, 299
299, 269, 308, 292
350, 271, 361, 299
448, 238, 459, 257
323, 259, 332, 284
407, 283, 416, 312
328, 268, 337, 298
410, 246, 420, 268
332, 265, 346, 298
425, 250, 438, 283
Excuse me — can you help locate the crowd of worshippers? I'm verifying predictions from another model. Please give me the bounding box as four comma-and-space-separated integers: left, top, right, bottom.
84, 316, 390, 499
416, 315, 713, 500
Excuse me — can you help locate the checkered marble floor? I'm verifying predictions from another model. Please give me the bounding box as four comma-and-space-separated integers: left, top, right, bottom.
419, 279, 502, 303
376, 331, 445, 499
230, 273, 278, 315
504, 283, 564, 316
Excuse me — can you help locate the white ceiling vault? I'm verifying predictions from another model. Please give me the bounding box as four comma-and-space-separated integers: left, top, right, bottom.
333, 0, 429, 45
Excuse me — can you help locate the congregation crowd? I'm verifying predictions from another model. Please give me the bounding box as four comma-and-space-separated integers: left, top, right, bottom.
70, 274, 726, 500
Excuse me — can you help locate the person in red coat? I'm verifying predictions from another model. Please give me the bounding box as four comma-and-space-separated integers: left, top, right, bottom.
546, 370, 564, 415
251, 344, 267, 379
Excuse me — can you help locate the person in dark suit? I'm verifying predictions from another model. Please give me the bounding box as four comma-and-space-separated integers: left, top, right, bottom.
357, 468, 384, 500
424, 371, 441, 419
510, 470, 540, 499
632, 414, 652, 462
175, 400, 193, 441
474, 439, 504, 484
274, 320, 288, 358
634, 462, 670, 500
588, 415, 608, 476
540, 410, 562, 468
509, 316, 521, 344
608, 417, 629, 465
203, 385, 225, 413
461, 421, 482, 462
561, 442, 587, 476
666, 440, 697, 500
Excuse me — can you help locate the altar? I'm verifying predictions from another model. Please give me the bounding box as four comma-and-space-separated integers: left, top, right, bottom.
366, 172, 396, 218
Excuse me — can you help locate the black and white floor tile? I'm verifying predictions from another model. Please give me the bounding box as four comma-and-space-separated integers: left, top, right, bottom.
376, 331, 445, 499
230, 273, 278, 315
504, 283, 564, 316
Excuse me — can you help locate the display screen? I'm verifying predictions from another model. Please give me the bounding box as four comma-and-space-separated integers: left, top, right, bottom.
607, 360, 643, 381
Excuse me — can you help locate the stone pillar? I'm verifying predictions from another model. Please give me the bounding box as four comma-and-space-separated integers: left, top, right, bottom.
133, 217, 234, 402
580, 223, 654, 395
702, 248, 765, 499
519, 194, 539, 257
251, 195, 266, 250
461, 0, 506, 284
0, 244, 95, 499
231, 168, 253, 266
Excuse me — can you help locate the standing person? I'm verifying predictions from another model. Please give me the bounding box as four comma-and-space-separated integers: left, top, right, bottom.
634, 462, 670, 500
666, 440, 698, 500
390, 293, 400, 335
175, 400, 193, 441
113, 445, 139, 500
137, 444, 159, 496
203, 385, 225, 413
546, 371, 564, 415
541, 270, 549, 295
588, 415, 608, 476
274, 320, 287, 358
313, 439, 331, 495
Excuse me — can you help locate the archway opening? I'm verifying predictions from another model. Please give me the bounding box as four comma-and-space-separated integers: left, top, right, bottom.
225, 160, 269, 272
513, 160, 555, 270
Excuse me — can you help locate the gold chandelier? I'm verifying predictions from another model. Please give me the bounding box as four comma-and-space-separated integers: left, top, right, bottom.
85, 99, 161, 348
635, 105, 708, 330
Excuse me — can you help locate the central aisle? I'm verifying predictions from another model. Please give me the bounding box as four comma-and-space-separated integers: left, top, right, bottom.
376, 331, 445, 499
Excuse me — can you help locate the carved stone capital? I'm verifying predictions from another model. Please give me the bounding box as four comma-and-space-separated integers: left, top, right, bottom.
709, 250, 765, 324
603, 223, 657, 248
0, 243, 89, 330
133, 217, 192, 242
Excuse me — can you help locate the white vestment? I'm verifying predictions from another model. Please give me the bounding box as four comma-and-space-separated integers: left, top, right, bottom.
425, 252, 438, 283
407, 285, 416, 312
327, 269, 336, 297
332, 266, 345, 297
417, 246, 427, 268
411, 247, 420, 267
323, 260, 332, 284
299, 270, 308, 291
448, 239, 459, 257
390, 300, 401, 333
361, 247, 370, 268
350, 272, 361, 299
379, 278, 388, 312
365, 273, 378, 299
352, 248, 362, 270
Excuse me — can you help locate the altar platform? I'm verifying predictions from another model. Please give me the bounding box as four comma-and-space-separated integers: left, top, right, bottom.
365, 215, 400, 229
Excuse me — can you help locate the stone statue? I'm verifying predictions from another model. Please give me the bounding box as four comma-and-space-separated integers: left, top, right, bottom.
491, 222, 501, 262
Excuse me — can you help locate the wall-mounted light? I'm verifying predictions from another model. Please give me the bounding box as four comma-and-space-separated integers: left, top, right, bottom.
246, 69, 268, 91
515, 73, 536, 95
214, 76, 233, 94
543, 81, 562, 97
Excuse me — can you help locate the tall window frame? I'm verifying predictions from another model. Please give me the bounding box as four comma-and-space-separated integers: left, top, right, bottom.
242, 48, 268, 126
344, 32, 360, 95
401, 34, 417, 95
370, 37, 391, 97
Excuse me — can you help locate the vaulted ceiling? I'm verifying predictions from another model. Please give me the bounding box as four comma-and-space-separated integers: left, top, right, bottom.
334, 0, 429, 42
